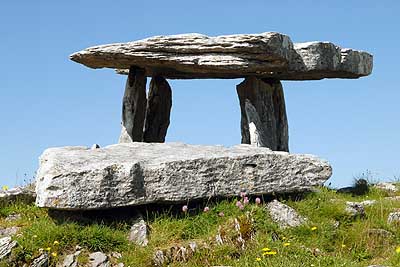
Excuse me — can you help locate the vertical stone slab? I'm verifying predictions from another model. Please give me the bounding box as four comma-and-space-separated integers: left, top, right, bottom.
236, 77, 289, 151
119, 66, 147, 143
143, 77, 172, 142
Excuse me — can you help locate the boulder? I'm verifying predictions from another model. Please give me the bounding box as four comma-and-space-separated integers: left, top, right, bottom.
266, 200, 306, 228
70, 32, 372, 80
35, 142, 332, 210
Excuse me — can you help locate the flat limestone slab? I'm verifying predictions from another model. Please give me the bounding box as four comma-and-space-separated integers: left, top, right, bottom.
35, 142, 332, 210
70, 32, 372, 80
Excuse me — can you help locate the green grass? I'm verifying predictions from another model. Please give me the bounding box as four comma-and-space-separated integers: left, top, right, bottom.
1, 185, 400, 266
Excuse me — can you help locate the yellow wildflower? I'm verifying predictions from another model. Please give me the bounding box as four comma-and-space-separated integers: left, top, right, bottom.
396, 246, 400, 253
2, 185, 8, 191
53, 240, 59, 245
341, 244, 346, 248
263, 251, 277, 256
311, 226, 317, 231
51, 252, 57, 257
256, 257, 262, 262
261, 247, 270, 252
282, 236, 287, 240
33, 235, 38, 238
45, 247, 51, 251
283, 242, 291, 247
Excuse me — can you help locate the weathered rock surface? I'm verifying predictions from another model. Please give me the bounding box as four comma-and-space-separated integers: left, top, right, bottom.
0, 236, 17, 260
70, 32, 372, 80
88, 252, 109, 267
237, 77, 288, 151
266, 200, 307, 228
345, 202, 367, 218
0, 226, 20, 237
118, 66, 147, 143
35, 142, 332, 210
387, 211, 400, 224
128, 216, 149, 246
29, 253, 49, 267
143, 76, 172, 143
0, 186, 36, 206
374, 182, 398, 192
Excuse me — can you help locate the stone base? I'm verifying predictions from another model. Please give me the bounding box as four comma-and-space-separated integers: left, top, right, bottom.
35, 142, 332, 210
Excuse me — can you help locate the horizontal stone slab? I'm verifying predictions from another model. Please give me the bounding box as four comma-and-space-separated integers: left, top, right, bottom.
35, 142, 332, 210
70, 32, 372, 80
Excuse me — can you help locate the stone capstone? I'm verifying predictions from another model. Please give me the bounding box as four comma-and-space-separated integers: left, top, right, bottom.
70, 32, 372, 80
35, 142, 332, 210
266, 200, 307, 228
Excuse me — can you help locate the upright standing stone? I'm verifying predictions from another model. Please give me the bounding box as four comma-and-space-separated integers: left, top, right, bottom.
143, 77, 172, 142
237, 77, 289, 151
119, 66, 147, 143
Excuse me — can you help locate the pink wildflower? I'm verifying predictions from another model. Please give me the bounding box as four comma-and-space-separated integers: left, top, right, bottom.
182, 205, 188, 213
255, 197, 261, 205
218, 212, 225, 217
236, 200, 242, 208
243, 196, 249, 205
203, 206, 210, 212
240, 192, 247, 198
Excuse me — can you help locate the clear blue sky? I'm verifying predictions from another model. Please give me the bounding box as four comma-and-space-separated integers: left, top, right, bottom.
1, 0, 399, 187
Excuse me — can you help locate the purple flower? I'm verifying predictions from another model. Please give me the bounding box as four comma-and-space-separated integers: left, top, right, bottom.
240, 192, 247, 198
255, 197, 261, 205
243, 196, 249, 205
238, 203, 244, 210
203, 206, 210, 212
236, 200, 242, 208
182, 205, 188, 213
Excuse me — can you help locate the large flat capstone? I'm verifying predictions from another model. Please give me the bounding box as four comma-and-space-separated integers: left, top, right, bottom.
35, 142, 332, 210
70, 32, 372, 80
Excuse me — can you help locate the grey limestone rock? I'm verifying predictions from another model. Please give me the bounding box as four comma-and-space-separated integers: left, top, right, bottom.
70, 32, 372, 80
374, 182, 398, 192
128, 216, 149, 246
29, 253, 49, 267
345, 202, 367, 218
0, 226, 20, 237
387, 211, 400, 224
237, 77, 288, 151
0, 186, 36, 206
88, 252, 109, 267
35, 142, 332, 210
0, 236, 17, 260
266, 200, 306, 228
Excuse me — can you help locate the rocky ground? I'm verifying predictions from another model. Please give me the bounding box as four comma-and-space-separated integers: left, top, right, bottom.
0, 181, 399, 266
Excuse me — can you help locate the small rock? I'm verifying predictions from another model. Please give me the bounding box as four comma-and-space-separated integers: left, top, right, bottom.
0, 226, 20, 237
0, 236, 17, 260
128, 216, 148, 246
60, 254, 76, 267
5, 213, 22, 222
89, 252, 109, 267
91, 144, 100, 149
345, 202, 366, 218
153, 250, 165, 267
29, 253, 49, 267
116, 264, 124, 267
367, 228, 394, 239
110, 252, 122, 259
387, 211, 400, 224
375, 182, 398, 192
266, 200, 306, 228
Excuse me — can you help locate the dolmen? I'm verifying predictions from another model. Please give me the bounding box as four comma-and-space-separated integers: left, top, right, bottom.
35, 32, 372, 210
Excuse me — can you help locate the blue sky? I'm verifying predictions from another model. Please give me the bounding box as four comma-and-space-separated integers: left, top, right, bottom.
0, 0, 399, 187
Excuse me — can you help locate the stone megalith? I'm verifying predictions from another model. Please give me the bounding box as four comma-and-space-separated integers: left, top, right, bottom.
237, 77, 288, 151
